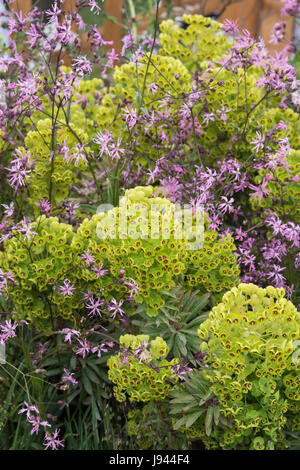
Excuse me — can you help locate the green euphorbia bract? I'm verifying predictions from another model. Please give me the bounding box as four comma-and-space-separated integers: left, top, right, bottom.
175, 283, 300, 450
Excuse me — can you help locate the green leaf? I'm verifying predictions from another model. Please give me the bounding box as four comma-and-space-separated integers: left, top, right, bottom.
188, 314, 209, 327
185, 410, 204, 428
213, 406, 220, 426
91, 396, 101, 422
177, 332, 187, 345
173, 415, 188, 430
167, 334, 175, 352
82, 372, 93, 395
198, 391, 213, 406
85, 367, 101, 385
205, 407, 214, 436
70, 356, 77, 370
170, 394, 196, 404
182, 403, 199, 413
97, 368, 109, 383
80, 204, 98, 213
177, 338, 187, 357
44, 367, 62, 377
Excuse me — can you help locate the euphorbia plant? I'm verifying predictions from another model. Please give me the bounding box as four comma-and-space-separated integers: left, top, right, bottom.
170, 283, 300, 450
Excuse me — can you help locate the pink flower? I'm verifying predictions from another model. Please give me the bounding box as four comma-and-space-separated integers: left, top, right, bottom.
269, 21, 286, 44
109, 139, 126, 161
147, 83, 158, 94
123, 106, 138, 130
5, 149, 33, 190
280, 0, 300, 17
87, 0, 102, 15
28, 414, 51, 436
202, 113, 216, 126
18, 402, 40, 420
218, 196, 234, 215
107, 299, 124, 319
124, 278, 140, 299
59, 279, 76, 297
92, 263, 108, 279
16, 76, 41, 106
85, 295, 104, 317
26, 23, 42, 48
134, 340, 150, 362
235, 228, 247, 241
267, 265, 286, 287
91, 342, 110, 358
250, 131, 265, 152
248, 179, 270, 204
1, 202, 14, 217
37, 200, 51, 214
121, 33, 136, 56
73, 56, 92, 77
62, 368, 78, 387
93, 130, 113, 157
0, 269, 15, 293
0, 319, 18, 343
216, 105, 231, 121
171, 364, 193, 380
14, 218, 37, 242
43, 429, 64, 450
60, 328, 80, 344
75, 338, 91, 358
70, 144, 87, 167
45, 1, 62, 23
223, 19, 239, 35
106, 48, 119, 68
146, 167, 160, 184
82, 250, 95, 266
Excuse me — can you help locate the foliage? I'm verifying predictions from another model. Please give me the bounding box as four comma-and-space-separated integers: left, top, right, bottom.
107, 334, 179, 403
0, 0, 299, 451
73, 185, 239, 317
127, 402, 189, 450
132, 287, 210, 360
171, 283, 300, 450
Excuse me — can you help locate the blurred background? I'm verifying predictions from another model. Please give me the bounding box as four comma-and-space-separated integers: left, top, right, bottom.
3, 0, 298, 55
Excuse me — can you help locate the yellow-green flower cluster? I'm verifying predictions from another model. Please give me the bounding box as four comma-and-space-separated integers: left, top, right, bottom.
0, 216, 84, 322
18, 70, 107, 211
107, 334, 178, 402
92, 55, 192, 166
193, 283, 300, 449
20, 118, 89, 211
0, 185, 240, 325
111, 54, 191, 108
68, 77, 105, 139
183, 230, 239, 294
159, 15, 231, 72
257, 107, 300, 150
158, 15, 267, 161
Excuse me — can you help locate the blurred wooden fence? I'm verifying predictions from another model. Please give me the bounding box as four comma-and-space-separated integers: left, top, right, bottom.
10, 0, 295, 55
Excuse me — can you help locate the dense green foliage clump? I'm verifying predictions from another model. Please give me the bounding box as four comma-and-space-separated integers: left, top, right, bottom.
1, 2, 300, 451
0, 216, 80, 321
74, 185, 239, 317
107, 334, 178, 402
171, 284, 300, 450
